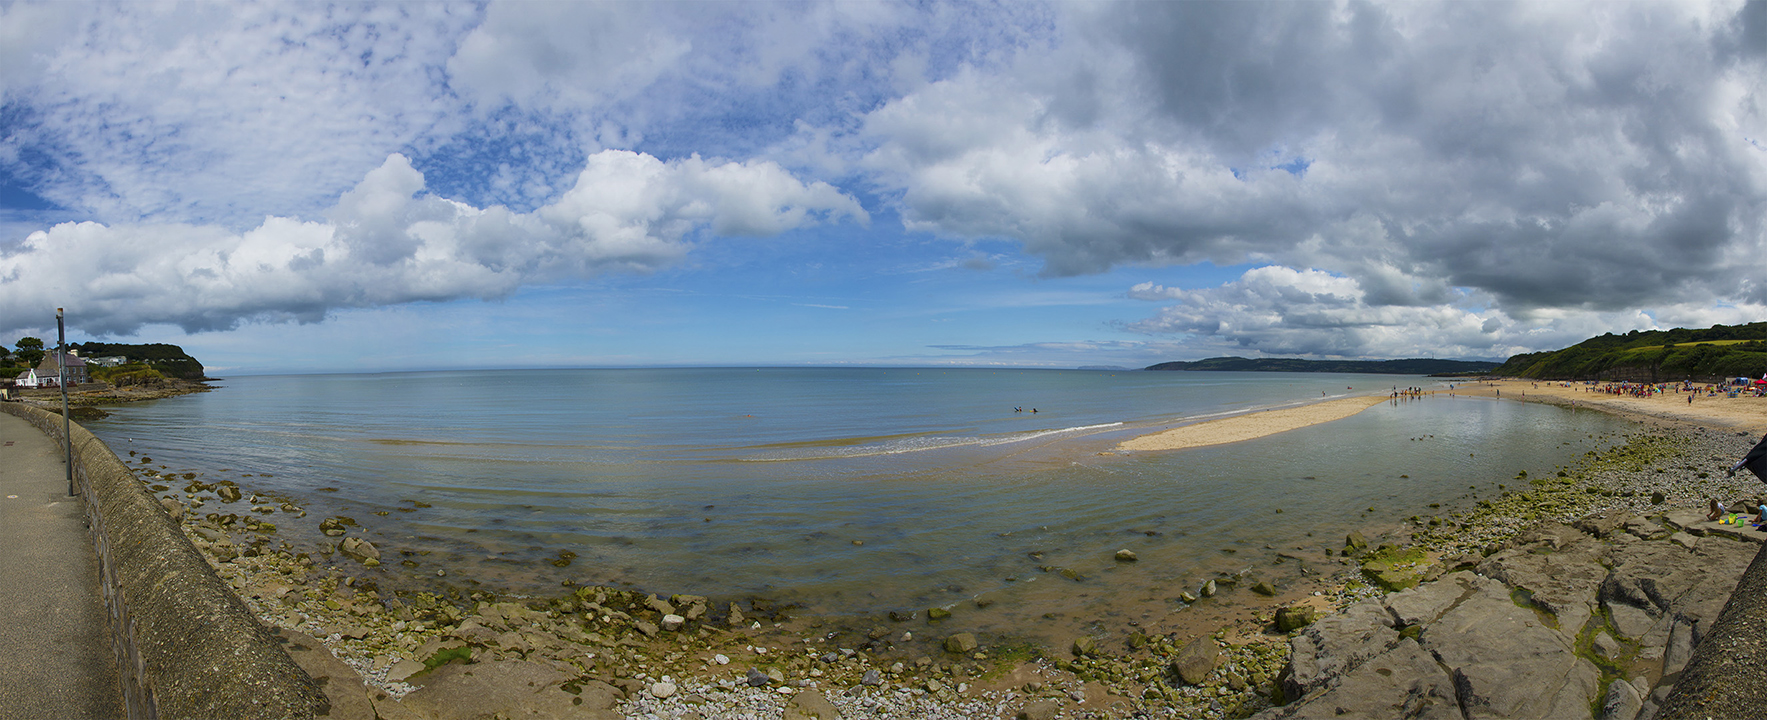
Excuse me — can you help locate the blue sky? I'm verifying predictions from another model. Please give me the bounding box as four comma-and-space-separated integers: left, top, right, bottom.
4, 1, 1767, 373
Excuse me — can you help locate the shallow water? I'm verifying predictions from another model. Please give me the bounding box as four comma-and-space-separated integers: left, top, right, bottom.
88, 368, 1634, 625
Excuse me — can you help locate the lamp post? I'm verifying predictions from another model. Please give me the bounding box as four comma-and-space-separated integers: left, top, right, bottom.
57, 308, 73, 497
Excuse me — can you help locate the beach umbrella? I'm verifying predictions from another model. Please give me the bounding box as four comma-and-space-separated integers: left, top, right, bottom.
1734, 434, 1767, 483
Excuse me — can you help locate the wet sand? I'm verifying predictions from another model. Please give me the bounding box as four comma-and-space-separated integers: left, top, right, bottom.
1117, 395, 1389, 452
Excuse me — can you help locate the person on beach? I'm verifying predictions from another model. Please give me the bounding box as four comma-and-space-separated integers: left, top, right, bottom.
1710, 498, 1728, 521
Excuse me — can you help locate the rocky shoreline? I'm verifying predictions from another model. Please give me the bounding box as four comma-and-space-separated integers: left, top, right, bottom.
102, 399, 1761, 719
13, 377, 214, 419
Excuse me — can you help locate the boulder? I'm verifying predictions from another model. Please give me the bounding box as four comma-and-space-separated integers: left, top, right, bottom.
339, 537, 380, 563
1200, 579, 1217, 598
1362, 547, 1439, 592
1276, 605, 1322, 632
216, 484, 242, 503
1172, 636, 1218, 686
274, 629, 376, 720
399, 659, 621, 720
660, 613, 685, 631
1115, 549, 1138, 562
158, 496, 186, 520
1257, 639, 1458, 720
1252, 581, 1276, 596
1345, 531, 1369, 556
1573, 510, 1631, 539
1072, 636, 1096, 657
1018, 699, 1061, 720
646, 594, 674, 616
319, 517, 348, 536
944, 632, 978, 654
385, 658, 426, 683
1623, 516, 1668, 540
726, 602, 745, 627
1283, 599, 1399, 700
784, 689, 841, 719
1598, 678, 1641, 720
1663, 618, 1694, 676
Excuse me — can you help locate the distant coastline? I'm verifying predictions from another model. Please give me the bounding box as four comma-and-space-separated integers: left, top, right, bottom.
1144, 356, 1499, 376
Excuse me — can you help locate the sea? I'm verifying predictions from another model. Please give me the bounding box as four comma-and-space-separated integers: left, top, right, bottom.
85, 368, 1636, 635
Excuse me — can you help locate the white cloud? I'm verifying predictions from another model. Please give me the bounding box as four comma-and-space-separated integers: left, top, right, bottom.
851, 0, 1767, 326
1, 3, 475, 225
1124, 265, 1767, 361
0, 150, 863, 335
446, 2, 691, 113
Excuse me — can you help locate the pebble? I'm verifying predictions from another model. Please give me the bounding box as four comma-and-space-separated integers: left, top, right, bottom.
649, 681, 677, 699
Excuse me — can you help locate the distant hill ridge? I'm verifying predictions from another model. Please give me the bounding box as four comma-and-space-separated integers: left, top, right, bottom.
1491, 321, 1767, 382
1144, 357, 1499, 375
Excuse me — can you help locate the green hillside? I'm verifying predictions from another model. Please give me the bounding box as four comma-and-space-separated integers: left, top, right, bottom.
1491, 322, 1767, 382
1145, 357, 1499, 375
72, 342, 207, 380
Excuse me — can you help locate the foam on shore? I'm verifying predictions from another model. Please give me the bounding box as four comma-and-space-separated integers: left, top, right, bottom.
1117, 395, 1389, 452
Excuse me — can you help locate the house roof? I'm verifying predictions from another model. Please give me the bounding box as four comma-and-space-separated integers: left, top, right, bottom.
33, 351, 86, 375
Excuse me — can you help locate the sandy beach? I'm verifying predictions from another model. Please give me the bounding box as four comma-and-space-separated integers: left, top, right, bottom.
1450, 378, 1767, 434
1116, 376, 1767, 455
1117, 395, 1390, 452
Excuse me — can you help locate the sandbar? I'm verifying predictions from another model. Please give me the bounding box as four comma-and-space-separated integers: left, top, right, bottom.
1118, 395, 1389, 452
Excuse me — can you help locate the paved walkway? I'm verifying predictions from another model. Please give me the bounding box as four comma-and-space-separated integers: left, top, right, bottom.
0, 410, 123, 719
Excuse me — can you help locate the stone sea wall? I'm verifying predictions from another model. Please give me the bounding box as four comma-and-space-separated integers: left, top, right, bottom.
0, 402, 327, 720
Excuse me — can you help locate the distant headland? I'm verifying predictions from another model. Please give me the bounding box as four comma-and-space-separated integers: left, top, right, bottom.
1143, 356, 1499, 375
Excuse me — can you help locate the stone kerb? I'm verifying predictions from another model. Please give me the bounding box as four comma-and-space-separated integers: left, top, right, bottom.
1656, 538, 1767, 720
0, 402, 327, 720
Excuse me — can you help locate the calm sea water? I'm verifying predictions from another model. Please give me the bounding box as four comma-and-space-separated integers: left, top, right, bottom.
86, 368, 1633, 626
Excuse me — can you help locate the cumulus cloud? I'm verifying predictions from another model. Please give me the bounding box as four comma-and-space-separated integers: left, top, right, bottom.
852, 0, 1767, 355
0, 151, 864, 335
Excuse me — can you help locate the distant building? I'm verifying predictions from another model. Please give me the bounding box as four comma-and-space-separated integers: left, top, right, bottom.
88, 355, 128, 367
16, 352, 88, 388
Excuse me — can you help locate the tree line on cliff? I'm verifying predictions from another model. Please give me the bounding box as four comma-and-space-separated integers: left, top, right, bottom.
1, 340, 206, 381
1491, 322, 1767, 382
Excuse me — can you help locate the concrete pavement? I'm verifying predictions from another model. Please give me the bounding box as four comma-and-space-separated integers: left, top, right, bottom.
0, 409, 123, 719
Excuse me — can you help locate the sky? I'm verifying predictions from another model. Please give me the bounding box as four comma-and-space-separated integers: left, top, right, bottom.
4, 1, 1767, 374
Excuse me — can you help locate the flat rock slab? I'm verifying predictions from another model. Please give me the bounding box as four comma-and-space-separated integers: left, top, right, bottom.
1422, 580, 1598, 719
1478, 527, 1609, 639
399, 659, 622, 720
1258, 639, 1458, 720
1283, 599, 1398, 700
1385, 571, 1482, 628
274, 629, 375, 720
